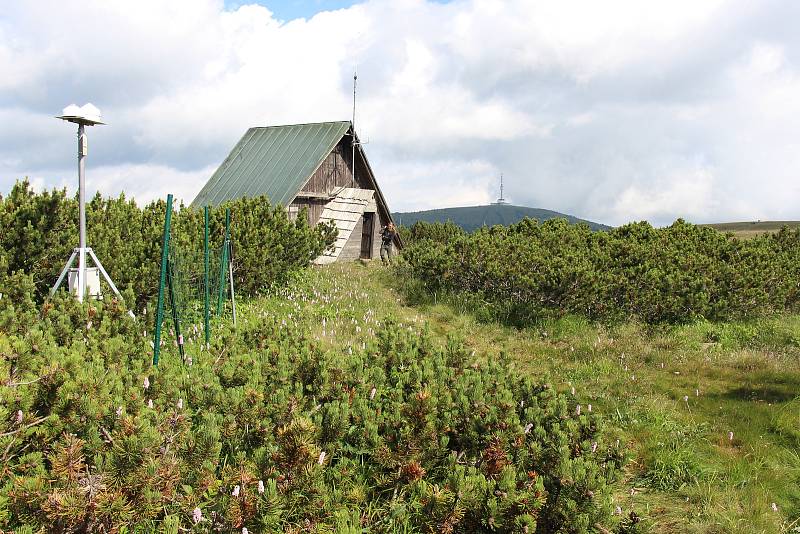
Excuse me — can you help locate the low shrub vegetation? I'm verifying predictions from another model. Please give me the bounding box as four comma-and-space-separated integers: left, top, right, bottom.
0, 271, 627, 532
400, 218, 800, 325
0, 180, 335, 306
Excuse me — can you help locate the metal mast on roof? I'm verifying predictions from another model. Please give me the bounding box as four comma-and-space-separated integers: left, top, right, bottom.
351, 70, 357, 188
51, 104, 130, 315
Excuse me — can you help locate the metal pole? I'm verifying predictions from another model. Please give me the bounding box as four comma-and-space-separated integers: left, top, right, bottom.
153, 194, 173, 366
77, 123, 87, 302
228, 240, 236, 326
216, 208, 230, 316
352, 72, 357, 188
204, 206, 210, 344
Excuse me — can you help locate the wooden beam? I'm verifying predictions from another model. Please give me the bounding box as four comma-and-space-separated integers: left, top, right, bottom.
294, 191, 334, 200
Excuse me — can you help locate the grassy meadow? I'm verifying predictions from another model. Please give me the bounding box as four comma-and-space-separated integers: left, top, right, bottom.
703, 221, 800, 239
254, 262, 800, 533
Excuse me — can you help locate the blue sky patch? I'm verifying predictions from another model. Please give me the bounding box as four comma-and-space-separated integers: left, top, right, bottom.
224, 0, 361, 21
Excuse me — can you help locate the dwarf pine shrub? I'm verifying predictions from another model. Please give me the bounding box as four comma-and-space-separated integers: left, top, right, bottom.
0, 289, 624, 532
0, 180, 335, 305
401, 218, 800, 324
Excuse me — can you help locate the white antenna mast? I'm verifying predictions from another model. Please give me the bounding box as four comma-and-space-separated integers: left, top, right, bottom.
351, 70, 357, 188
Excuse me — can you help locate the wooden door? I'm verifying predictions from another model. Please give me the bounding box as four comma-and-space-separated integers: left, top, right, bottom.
360, 213, 374, 259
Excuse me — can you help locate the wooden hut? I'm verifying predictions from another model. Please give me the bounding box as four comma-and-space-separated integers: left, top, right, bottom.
191, 121, 401, 263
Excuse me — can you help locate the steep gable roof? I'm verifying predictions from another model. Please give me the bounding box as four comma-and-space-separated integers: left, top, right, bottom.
190, 121, 351, 208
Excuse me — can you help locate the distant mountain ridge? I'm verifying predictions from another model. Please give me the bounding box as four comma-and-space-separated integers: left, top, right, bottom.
392, 204, 611, 232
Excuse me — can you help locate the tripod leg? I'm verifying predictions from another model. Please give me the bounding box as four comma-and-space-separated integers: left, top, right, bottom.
50, 248, 78, 298
88, 248, 135, 318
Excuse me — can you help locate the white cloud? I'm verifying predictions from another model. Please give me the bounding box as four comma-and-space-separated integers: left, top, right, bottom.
1, 0, 799, 227
377, 157, 496, 211
613, 167, 716, 221
87, 163, 218, 206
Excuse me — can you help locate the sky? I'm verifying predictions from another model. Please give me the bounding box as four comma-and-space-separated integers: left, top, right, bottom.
1, 0, 799, 227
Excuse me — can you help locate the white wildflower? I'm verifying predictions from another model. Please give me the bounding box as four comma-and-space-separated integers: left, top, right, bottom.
591, 442, 598, 453
318, 451, 326, 465
524, 423, 533, 434
177, 398, 184, 410
147, 399, 153, 409
143, 376, 150, 389
232, 485, 240, 497
588, 404, 592, 413
576, 405, 581, 416
771, 502, 778, 512
615, 505, 622, 515
258, 480, 265, 494
369, 387, 376, 400
16, 410, 23, 424
192, 507, 202, 524
116, 406, 123, 417
728, 431, 734, 441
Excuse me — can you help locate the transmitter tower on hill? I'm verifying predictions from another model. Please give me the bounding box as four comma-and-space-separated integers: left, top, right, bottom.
493, 173, 508, 205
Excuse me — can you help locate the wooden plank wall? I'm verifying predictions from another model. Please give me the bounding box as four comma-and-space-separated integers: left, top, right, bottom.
293, 139, 388, 260
289, 199, 327, 225
300, 140, 371, 197
339, 216, 364, 261
335, 209, 388, 262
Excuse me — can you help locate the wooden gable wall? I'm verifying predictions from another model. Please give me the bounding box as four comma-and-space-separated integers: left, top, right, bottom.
290, 135, 398, 261
290, 139, 374, 225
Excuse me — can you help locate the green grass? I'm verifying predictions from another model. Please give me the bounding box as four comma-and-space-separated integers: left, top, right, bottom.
249, 262, 800, 533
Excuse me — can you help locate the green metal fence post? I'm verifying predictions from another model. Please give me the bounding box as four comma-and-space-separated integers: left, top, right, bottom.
153, 194, 173, 366
216, 208, 230, 316
204, 206, 210, 345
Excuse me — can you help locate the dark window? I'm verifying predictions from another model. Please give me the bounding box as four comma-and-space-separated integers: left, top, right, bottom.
360, 212, 374, 259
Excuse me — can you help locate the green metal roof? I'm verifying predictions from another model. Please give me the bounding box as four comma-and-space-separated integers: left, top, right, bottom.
190, 121, 351, 208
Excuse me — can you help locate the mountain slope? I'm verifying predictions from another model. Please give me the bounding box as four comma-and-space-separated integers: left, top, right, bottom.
392, 204, 611, 232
